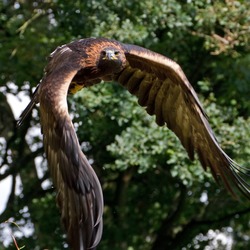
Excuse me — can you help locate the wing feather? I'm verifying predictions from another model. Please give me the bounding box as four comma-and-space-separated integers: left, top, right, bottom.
25, 44, 104, 249
41, 91, 103, 250
145, 78, 162, 115
117, 66, 136, 85
17, 38, 250, 250
117, 43, 250, 199
137, 74, 153, 106
127, 70, 145, 95
154, 80, 169, 126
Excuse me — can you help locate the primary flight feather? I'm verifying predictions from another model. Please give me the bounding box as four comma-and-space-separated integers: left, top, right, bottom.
18, 37, 250, 249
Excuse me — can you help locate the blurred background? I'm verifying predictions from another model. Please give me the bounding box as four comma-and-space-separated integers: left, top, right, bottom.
0, 0, 250, 249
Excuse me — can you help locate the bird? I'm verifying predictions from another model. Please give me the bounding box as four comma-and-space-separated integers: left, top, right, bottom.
18, 37, 250, 249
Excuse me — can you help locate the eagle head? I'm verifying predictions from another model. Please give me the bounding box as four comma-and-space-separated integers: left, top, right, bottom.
97, 47, 126, 74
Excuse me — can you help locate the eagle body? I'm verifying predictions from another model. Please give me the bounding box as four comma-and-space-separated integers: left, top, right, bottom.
18, 37, 250, 250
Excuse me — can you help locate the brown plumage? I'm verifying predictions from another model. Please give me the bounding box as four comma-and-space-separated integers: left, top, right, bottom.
18, 37, 250, 249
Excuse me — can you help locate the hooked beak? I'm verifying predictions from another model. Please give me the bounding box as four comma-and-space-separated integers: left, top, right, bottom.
102, 50, 118, 60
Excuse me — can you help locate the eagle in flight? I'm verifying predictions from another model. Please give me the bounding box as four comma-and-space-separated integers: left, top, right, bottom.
18, 38, 250, 250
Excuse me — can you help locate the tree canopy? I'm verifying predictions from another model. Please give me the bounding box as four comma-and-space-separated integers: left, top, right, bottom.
0, 0, 250, 249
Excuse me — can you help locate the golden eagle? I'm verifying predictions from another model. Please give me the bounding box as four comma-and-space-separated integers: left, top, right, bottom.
18, 37, 249, 250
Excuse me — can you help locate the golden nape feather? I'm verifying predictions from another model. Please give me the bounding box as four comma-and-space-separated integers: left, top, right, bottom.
18, 37, 250, 249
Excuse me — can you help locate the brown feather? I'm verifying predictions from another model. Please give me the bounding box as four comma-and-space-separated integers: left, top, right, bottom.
17, 38, 128, 249
145, 78, 162, 115
137, 74, 154, 106
18, 38, 250, 250
118, 42, 250, 199
126, 70, 145, 95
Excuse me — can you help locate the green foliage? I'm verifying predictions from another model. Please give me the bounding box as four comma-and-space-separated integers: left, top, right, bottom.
0, 0, 250, 249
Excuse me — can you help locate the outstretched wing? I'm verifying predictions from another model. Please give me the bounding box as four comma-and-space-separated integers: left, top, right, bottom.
114, 43, 250, 199
20, 44, 103, 249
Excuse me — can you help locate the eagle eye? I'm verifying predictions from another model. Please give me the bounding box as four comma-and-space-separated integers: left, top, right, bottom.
101, 50, 106, 56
